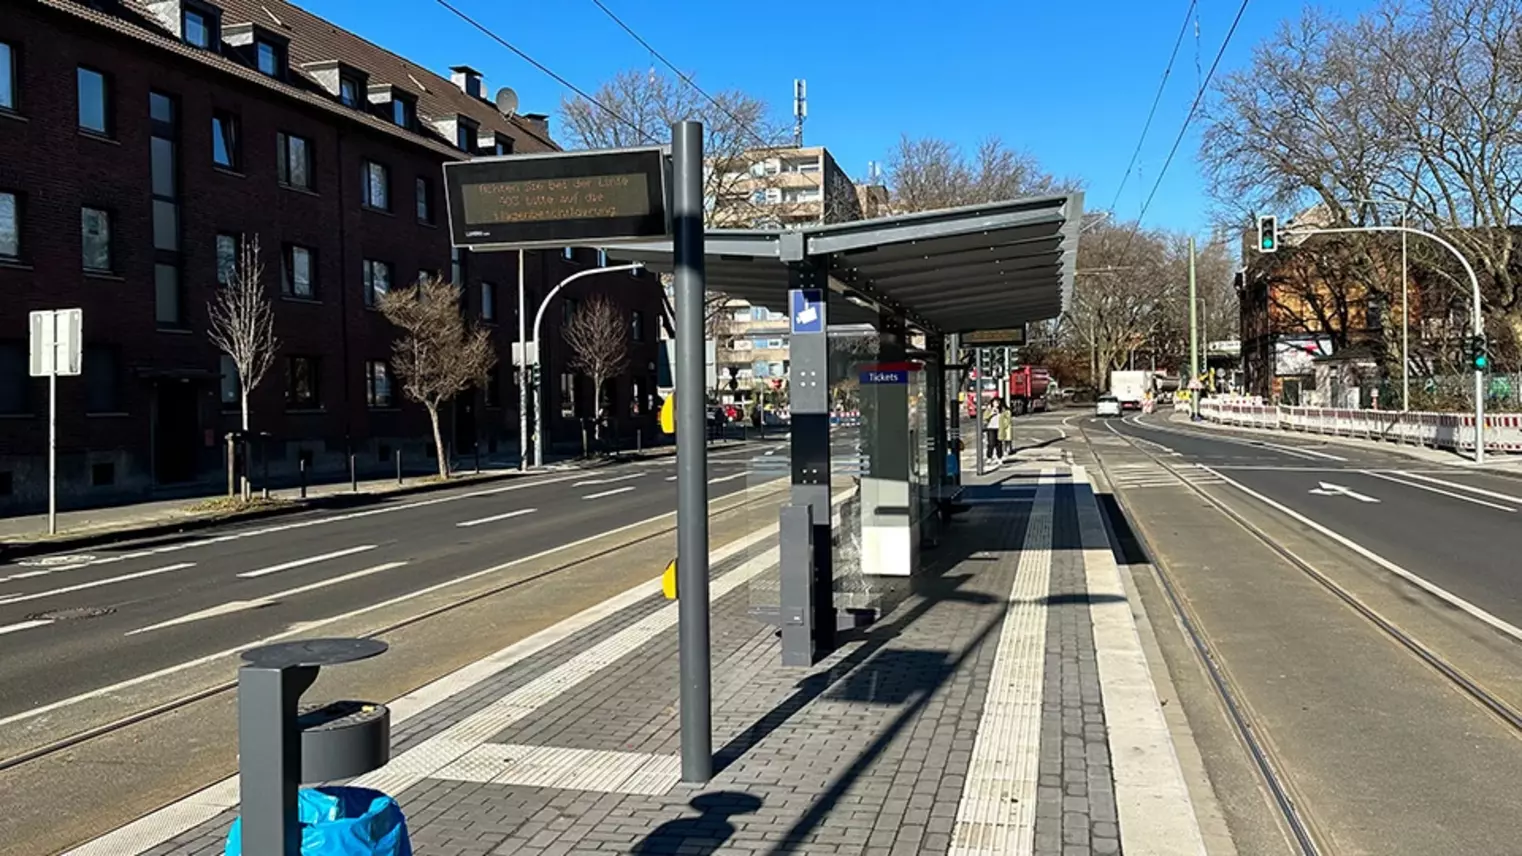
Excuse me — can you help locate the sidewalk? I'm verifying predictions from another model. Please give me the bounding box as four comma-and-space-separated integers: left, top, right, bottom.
71, 461, 1211, 856
0, 438, 771, 551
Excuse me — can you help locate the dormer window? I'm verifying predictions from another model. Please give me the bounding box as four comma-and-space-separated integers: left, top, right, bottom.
393, 98, 414, 129
256, 39, 283, 77
183, 8, 211, 47
455, 117, 478, 152
302, 61, 369, 109
340, 75, 360, 107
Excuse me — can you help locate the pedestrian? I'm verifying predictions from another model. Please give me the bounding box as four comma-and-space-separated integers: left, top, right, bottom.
984, 398, 1002, 460
998, 404, 1013, 459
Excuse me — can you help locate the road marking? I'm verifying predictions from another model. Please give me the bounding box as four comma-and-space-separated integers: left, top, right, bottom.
1307, 481, 1380, 502
126, 562, 410, 635
0, 619, 54, 636
16, 471, 598, 574
0, 563, 198, 607
1207, 465, 1522, 645
1393, 470, 1522, 505
1361, 471, 1516, 512
664, 475, 677, 482
572, 473, 642, 487
456, 509, 537, 528
1256, 440, 1346, 461
707, 472, 746, 485
583, 487, 636, 500
237, 545, 376, 579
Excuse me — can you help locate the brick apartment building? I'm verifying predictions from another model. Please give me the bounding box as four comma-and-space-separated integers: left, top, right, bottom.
0, 0, 664, 512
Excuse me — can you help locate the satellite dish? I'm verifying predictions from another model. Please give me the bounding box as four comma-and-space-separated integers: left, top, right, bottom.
495, 87, 519, 117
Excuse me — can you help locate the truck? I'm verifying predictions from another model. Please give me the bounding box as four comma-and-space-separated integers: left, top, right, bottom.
1109, 370, 1153, 411
1007, 366, 1051, 415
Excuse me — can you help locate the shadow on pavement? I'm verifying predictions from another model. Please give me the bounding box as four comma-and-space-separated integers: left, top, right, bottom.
631, 792, 762, 856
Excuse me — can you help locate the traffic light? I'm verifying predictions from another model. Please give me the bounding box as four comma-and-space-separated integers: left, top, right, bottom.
1257, 215, 1278, 253
529, 363, 541, 387
1469, 335, 1490, 371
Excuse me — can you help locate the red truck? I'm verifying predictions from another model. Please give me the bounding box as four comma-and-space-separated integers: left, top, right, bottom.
964, 366, 1051, 417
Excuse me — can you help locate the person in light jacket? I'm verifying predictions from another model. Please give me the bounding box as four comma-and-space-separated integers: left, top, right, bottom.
984, 398, 1003, 460
998, 405, 1014, 459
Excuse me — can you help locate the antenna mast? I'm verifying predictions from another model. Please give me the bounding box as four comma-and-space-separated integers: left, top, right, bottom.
793, 79, 807, 147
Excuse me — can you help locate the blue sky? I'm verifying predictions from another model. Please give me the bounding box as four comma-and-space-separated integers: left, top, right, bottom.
299, 0, 1378, 239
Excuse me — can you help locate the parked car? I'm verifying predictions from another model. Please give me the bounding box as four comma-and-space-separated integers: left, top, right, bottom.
1095, 394, 1122, 418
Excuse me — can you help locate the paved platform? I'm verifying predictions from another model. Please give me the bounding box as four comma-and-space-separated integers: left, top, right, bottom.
71, 462, 1209, 856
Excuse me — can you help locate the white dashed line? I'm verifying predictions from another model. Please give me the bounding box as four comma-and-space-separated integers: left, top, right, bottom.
456, 509, 537, 528
582, 487, 636, 500
0, 619, 54, 636
0, 563, 198, 607
237, 545, 376, 579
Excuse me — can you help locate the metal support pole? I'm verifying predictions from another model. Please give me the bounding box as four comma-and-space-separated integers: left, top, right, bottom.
947, 334, 961, 487
672, 120, 712, 783
237, 663, 319, 856
395, 449, 402, 485
299, 459, 307, 500
1189, 237, 1200, 421
47, 367, 57, 536
1401, 213, 1409, 411
786, 262, 834, 656
973, 348, 985, 475
778, 504, 815, 667
349, 453, 357, 492
518, 249, 529, 471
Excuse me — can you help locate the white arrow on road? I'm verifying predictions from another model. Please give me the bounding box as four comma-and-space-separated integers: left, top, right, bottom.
1307, 482, 1380, 503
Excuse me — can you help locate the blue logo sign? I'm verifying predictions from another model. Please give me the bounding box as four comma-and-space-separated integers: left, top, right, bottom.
790, 289, 824, 335
860, 369, 909, 385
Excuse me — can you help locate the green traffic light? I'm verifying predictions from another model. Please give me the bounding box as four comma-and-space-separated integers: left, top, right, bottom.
1477, 355, 1489, 369
1261, 238, 1274, 250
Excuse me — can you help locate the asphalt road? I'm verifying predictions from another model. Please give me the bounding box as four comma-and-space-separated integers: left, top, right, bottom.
1096, 412, 1522, 629
0, 432, 861, 733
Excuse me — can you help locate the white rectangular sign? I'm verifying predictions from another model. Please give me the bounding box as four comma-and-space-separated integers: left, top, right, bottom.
511, 341, 538, 367
29, 309, 84, 377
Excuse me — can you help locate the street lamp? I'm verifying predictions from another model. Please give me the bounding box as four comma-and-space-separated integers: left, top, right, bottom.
1357, 198, 1410, 411
1279, 224, 1486, 463
526, 261, 645, 468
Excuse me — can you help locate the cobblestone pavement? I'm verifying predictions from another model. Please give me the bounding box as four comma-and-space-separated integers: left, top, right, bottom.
107, 464, 1202, 856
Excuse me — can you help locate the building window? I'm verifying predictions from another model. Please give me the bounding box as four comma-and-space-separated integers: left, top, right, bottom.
0, 192, 18, 260
451, 247, 465, 285
81, 207, 111, 272
155, 263, 183, 327
415, 177, 433, 223
560, 373, 576, 418
220, 354, 239, 406
276, 132, 312, 190
484, 367, 500, 408
286, 356, 320, 408
455, 121, 476, 152
363, 259, 392, 307
212, 112, 239, 169
84, 344, 122, 413
0, 42, 15, 112
216, 232, 238, 284
392, 98, 413, 129
562, 296, 579, 325
183, 8, 211, 48
339, 76, 361, 108
283, 244, 315, 298
365, 360, 393, 408
255, 39, 283, 77
562, 247, 574, 261
0, 342, 26, 415
150, 91, 175, 125
77, 67, 110, 135
363, 161, 389, 210
480, 282, 495, 321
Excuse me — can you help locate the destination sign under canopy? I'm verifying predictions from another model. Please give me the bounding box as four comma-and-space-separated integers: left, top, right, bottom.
962, 327, 1026, 347
444, 147, 669, 250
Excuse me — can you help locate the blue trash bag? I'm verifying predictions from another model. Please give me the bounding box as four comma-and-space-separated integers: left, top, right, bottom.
223, 786, 412, 856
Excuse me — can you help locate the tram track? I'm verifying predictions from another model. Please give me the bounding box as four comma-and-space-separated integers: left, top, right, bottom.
1077, 416, 1522, 856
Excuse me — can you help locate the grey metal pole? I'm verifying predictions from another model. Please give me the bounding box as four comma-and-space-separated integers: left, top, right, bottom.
518, 249, 529, 471
672, 120, 712, 782
1189, 238, 1199, 420
1401, 212, 1409, 411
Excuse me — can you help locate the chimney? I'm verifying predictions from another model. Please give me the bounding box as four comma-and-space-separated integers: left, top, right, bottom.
449, 64, 484, 99
520, 112, 550, 137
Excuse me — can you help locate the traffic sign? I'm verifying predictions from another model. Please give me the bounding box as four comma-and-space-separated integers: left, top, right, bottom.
29, 309, 83, 377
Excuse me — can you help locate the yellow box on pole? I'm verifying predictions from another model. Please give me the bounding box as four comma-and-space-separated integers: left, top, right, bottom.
662, 558, 678, 599
659, 394, 676, 435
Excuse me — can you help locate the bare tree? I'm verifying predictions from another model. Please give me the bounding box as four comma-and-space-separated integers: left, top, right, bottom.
208, 235, 279, 498
886, 135, 1083, 214
378, 277, 496, 478
563, 295, 632, 449
1201, 0, 1522, 370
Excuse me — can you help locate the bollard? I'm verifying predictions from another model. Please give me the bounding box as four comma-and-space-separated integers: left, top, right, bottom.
226, 433, 236, 498
299, 459, 307, 500
350, 453, 358, 492
395, 449, 402, 485
235, 638, 391, 856
637, 428, 643, 452
474, 443, 481, 475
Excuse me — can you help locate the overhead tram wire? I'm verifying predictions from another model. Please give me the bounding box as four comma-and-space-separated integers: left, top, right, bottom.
586, 0, 826, 198
1117, 0, 1252, 262
431, 0, 659, 145
1107, 0, 1199, 217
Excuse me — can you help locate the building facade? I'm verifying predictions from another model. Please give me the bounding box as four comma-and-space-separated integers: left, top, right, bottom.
0, 0, 663, 511
709, 145, 861, 228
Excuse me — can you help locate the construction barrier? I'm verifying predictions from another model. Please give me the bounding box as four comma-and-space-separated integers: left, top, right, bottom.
1197, 400, 1522, 454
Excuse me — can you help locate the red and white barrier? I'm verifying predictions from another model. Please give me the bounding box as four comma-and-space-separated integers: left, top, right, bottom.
1197, 400, 1522, 455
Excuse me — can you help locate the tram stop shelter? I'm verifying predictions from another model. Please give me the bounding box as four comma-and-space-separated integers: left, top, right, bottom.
606, 192, 1085, 664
